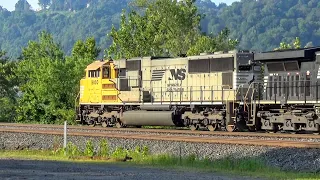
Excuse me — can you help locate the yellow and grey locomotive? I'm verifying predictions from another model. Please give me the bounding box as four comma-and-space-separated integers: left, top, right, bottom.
76, 50, 262, 131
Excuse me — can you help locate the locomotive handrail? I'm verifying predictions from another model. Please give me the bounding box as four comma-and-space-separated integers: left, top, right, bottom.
233, 84, 245, 112
74, 91, 80, 113
243, 82, 257, 112
250, 84, 258, 117
148, 85, 234, 105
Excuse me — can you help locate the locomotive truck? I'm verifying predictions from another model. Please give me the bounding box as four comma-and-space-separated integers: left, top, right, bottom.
76, 47, 320, 133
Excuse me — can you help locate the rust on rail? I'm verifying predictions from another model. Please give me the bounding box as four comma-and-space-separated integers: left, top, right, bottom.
0, 128, 319, 149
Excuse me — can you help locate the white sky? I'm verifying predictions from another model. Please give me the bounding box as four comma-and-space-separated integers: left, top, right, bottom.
0, 0, 40, 11
0, 0, 238, 11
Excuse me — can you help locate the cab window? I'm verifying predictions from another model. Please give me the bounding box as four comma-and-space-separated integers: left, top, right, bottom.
88, 69, 100, 78
238, 65, 252, 71
103, 67, 110, 78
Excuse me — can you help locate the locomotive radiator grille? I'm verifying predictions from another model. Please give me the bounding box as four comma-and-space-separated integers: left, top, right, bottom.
152, 69, 166, 81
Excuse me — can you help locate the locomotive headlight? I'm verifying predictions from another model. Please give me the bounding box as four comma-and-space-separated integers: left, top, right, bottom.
307, 71, 310, 76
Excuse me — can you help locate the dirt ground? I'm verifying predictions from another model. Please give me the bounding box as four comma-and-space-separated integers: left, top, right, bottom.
0, 159, 265, 180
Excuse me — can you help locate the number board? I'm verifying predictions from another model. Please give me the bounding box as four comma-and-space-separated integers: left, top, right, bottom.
91, 80, 99, 85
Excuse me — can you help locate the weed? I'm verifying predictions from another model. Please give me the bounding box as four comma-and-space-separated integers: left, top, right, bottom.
142, 145, 149, 156
97, 139, 109, 157
66, 142, 81, 157
84, 140, 94, 157
52, 137, 61, 154
111, 147, 127, 159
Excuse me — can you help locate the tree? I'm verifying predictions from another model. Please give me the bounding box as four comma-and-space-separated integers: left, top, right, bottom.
15, 0, 31, 11
16, 31, 68, 123
107, 0, 203, 59
38, 0, 51, 10
0, 51, 18, 99
15, 31, 100, 124
0, 50, 19, 122
107, 0, 239, 59
50, 0, 65, 11
66, 0, 88, 10
187, 28, 239, 56
274, 37, 301, 50
72, 37, 100, 60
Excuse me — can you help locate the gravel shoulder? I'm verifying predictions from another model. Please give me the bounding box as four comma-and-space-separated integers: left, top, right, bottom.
0, 159, 265, 180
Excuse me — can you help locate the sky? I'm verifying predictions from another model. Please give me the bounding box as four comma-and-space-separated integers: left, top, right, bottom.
0, 0, 238, 11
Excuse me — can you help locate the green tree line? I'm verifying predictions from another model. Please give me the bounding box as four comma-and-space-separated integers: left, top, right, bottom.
0, 0, 238, 124
0, 32, 100, 124
0, 0, 319, 59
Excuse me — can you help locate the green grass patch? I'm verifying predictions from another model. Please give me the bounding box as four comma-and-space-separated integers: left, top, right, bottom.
0, 140, 319, 180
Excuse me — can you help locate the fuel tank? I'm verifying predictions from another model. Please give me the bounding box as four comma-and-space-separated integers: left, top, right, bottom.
120, 111, 180, 126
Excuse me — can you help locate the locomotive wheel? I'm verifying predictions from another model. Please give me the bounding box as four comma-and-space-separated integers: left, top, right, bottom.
207, 124, 218, 132
313, 124, 320, 135
272, 124, 279, 133
116, 122, 123, 128
226, 125, 236, 132
190, 125, 198, 131
101, 121, 108, 128
89, 120, 96, 127
248, 125, 256, 132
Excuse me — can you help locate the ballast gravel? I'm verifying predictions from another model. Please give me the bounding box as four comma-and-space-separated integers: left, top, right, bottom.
0, 132, 319, 173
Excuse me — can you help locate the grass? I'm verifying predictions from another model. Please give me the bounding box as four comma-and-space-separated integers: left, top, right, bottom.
0, 148, 319, 180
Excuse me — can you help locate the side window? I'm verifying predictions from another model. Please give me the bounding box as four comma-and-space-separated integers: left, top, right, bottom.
88, 69, 100, 78
88, 70, 94, 78
103, 67, 110, 78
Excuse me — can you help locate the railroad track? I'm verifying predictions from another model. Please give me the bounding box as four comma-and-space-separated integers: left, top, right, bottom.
0, 123, 320, 148
0, 123, 319, 140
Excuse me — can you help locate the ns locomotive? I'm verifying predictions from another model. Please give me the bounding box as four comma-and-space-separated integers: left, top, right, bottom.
76, 47, 320, 134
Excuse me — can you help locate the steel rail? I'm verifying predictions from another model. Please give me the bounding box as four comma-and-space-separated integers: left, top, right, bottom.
0, 123, 319, 139
0, 128, 320, 149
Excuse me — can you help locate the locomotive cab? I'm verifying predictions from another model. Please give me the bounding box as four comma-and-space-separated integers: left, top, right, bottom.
79, 60, 120, 105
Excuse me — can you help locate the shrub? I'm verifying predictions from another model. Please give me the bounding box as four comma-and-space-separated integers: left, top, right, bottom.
84, 140, 94, 157
97, 139, 109, 157
111, 147, 127, 159
66, 142, 81, 157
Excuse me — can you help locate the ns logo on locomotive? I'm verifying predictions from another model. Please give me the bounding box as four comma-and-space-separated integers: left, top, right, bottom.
76, 47, 320, 134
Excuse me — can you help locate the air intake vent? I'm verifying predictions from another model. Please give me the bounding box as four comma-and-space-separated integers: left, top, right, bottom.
222, 72, 233, 89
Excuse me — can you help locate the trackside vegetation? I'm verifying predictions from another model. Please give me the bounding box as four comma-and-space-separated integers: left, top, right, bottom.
0, 139, 319, 180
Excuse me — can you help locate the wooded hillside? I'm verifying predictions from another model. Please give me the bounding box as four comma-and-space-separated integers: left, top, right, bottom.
1, 0, 319, 58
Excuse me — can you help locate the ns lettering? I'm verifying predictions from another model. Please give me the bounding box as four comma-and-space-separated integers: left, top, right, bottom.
168, 69, 186, 81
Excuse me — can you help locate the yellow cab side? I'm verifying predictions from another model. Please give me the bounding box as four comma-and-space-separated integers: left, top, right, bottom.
79, 60, 121, 104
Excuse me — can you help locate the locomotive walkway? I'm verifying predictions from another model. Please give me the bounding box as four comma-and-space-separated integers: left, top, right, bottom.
0, 123, 320, 149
